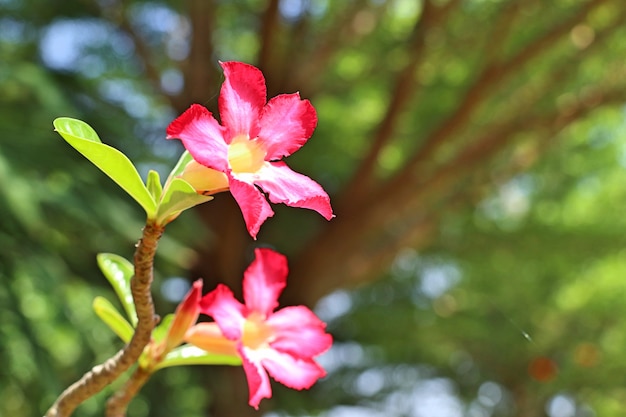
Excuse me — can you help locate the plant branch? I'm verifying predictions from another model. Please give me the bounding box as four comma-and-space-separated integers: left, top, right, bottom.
44, 221, 164, 417
105, 367, 152, 417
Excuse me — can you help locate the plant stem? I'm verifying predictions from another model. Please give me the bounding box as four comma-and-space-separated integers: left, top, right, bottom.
105, 367, 152, 417
44, 221, 165, 417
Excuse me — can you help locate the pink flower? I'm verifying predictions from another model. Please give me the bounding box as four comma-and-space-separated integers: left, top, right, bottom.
166, 61, 333, 238
185, 248, 333, 409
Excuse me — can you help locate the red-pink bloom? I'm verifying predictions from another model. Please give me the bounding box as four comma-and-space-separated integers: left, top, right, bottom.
166, 61, 333, 238
185, 248, 332, 409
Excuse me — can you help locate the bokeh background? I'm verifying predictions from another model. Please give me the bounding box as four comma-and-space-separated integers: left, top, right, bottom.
3, 0, 626, 416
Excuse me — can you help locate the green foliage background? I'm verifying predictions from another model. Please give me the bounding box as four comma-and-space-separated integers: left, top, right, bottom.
3, 1, 626, 416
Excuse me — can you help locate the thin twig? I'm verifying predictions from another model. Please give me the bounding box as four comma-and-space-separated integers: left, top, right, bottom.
44, 221, 164, 417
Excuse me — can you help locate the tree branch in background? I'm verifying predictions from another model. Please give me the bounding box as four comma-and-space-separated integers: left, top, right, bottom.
289, 0, 371, 91
394, 0, 606, 187
181, 0, 216, 111
339, 0, 451, 210
257, 0, 280, 73
44, 222, 164, 417
99, 1, 179, 109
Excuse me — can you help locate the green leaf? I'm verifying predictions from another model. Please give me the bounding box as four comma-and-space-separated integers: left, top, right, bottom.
154, 344, 242, 371
96, 253, 137, 326
152, 314, 174, 344
53, 117, 157, 218
164, 151, 194, 185
146, 170, 163, 202
155, 178, 213, 225
93, 296, 134, 343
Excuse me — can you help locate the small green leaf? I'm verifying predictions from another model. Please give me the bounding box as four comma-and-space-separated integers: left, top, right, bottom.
93, 296, 134, 343
146, 170, 163, 202
154, 344, 241, 371
152, 314, 174, 344
155, 178, 213, 225
96, 253, 137, 326
164, 151, 194, 185
53, 117, 157, 218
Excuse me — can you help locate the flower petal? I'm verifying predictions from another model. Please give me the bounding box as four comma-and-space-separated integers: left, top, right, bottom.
243, 248, 288, 317
164, 279, 203, 351
255, 162, 333, 220
166, 104, 229, 172
258, 93, 317, 160
184, 322, 238, 356
267, 306, 332, 357
229, 176, 274, 239
261, 348, 327, 390
219, 61, 266, 140
240, 346, 272, 409
199, 284, 246, 340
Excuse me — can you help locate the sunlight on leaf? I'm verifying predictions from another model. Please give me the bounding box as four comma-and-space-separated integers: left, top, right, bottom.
146, 170, 163, 202
156, 178, 213, 225
93, 296, 134, 343
154, 344, 241, 371
53, 117, 157, 218
164, 151, 194, 185
96, 253, 137, 326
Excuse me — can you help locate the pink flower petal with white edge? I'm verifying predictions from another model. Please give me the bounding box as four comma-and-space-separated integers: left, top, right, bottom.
219, 61, 266, 140
260, 348, 327, 390
229, 176, 274, 239
243, 248, 288, 317
199, 284, 246, 340
255, 161, 333, 220
240, 346, 272, 409
258, 93, 317, 160
267, 306, 333, 357
166, 104, 229, 172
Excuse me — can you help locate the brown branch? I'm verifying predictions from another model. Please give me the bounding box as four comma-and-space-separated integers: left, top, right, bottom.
257, 0, 281, 72
289, 78, 626, 306
98, 1, 180, 110
377, 84, 626, 253
181, 0, 217, 111
339, 0, 465, 210
45, 221, 164, 417
394, 0, 607, 184
289, 0, 373, 90
482, 1, 525, 64
105, 367, 152, 417
336, 0, 439, 210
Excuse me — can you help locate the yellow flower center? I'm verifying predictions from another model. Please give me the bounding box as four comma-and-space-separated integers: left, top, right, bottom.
242, 312, 274, 350
228, 135, 266, 173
